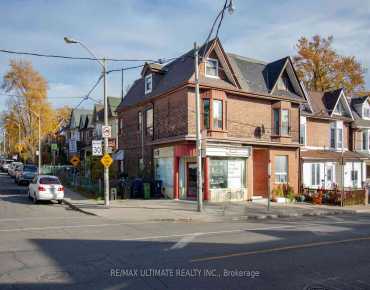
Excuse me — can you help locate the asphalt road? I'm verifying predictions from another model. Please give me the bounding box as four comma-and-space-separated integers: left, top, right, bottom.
0, 172, 370, 290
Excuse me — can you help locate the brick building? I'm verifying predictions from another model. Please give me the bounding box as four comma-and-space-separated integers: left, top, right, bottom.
300, 88, 367, 189
117, 38, 307, 201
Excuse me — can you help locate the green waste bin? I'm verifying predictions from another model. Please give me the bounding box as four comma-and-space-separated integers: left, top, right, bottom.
143, 183, 151, 199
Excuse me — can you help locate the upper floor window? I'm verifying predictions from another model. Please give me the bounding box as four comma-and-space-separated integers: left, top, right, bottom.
273, 108, 290, 136
300, 116, 307, 145
145, 108, 153, 136
138, 111, 142, 131
213, 100, 223, 129
205, 58, 219, 78
144, 74, 152, 94
203, 99, 210, 129
334, 100, 345, 115
330, 121, 343, 150
363, 103, 370, 119
362, 130, 370, 150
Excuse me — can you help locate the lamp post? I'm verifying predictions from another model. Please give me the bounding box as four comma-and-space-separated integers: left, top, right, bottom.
194, 0, 235, 212
64, 37, 110, 208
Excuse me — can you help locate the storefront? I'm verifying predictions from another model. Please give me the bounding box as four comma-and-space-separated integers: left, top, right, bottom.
203, 145, 251, 202
154, 143, 250, 202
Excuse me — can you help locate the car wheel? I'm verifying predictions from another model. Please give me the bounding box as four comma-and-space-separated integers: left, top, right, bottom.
57, 200, 63, 205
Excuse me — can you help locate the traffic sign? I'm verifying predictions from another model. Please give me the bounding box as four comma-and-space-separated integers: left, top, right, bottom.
100, 153, 113, 168
70, 155, 80, 167
102, 126, 112, 138
92, 140, 103, 156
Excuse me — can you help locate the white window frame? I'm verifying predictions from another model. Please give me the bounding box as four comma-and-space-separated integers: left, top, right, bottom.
311, 163, 321, 186
205, 58, 219, 78
330, 121, 344, 150
275, 155, 288, 184
300, 116, 307, 145
363, 102, 370, 119
144, 74, 152, 94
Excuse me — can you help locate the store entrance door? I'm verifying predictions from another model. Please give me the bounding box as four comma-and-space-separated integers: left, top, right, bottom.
187, 163, 197, 199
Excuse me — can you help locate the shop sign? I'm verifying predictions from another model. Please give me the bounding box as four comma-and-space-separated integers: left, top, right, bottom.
153, 146, 174, 158
204, 146, 250, 157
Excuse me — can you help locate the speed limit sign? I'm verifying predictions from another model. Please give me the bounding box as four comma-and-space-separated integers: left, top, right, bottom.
92, 140, 103, 156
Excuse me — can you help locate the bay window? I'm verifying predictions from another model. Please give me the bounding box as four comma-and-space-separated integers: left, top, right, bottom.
145, 108, 153, 136
203, 99, 210, 129
300, 116, 306, 145
273, 108, 290, 136
363, 130, 370, 151
330, 121, 344, 150
275, 155, 288, 183
213, 100, 223, 129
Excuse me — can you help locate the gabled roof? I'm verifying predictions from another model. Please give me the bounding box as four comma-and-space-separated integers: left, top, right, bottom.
117, 38, 306, 111
107, 97, 121, 117
303, 88, 353, 120
68, 108, 92, 129
350, 95, 370, 128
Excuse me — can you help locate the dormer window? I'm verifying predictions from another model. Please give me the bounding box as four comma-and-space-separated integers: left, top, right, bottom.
363, 103, 370, 119
145, 74, 152, 94
334, 100, 345, 115
205, 58, 219, 78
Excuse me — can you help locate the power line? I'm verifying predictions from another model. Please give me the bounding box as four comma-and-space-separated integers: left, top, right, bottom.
0, 48, 165, 62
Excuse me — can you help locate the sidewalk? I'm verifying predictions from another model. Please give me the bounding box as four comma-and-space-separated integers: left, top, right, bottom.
63, 188, 370, 222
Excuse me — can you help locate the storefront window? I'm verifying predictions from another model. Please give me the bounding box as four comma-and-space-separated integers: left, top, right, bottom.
210, 158, 245, 189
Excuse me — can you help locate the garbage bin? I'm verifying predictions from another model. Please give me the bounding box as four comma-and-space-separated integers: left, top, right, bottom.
143, 182, 151, 199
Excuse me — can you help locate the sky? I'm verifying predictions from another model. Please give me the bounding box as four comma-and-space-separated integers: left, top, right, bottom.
0, 0, 370, 111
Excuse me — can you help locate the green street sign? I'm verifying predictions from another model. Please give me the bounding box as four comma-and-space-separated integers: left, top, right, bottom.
51, 143, 58, 151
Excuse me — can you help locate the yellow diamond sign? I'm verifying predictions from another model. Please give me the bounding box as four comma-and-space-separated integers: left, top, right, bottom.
70, 155, 80, 167
100, 153, 113, 168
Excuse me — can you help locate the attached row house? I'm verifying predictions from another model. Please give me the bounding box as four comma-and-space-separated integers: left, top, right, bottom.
300, 89, 367, 190
117, 38, 308, 202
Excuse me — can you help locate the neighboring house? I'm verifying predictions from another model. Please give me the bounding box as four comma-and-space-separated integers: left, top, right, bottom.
92, 97, 121, 153
300, 88, 367, 189
350, 95, 370, 183
117, 38, 307, 202
65, 108, 92, 158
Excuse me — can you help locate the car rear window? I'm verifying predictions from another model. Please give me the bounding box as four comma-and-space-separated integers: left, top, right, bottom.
39, 177, 61, 185
24, 166, 37, 172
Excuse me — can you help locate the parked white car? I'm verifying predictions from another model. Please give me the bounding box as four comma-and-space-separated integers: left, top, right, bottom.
28, 175, 64, 204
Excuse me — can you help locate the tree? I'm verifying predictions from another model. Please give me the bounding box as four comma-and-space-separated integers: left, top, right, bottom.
293, 35, 365, 95
1, 60, 57, 162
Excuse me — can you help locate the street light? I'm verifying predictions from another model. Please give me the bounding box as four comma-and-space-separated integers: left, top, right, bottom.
64, 36, 110, 208
194, 0, 235, 212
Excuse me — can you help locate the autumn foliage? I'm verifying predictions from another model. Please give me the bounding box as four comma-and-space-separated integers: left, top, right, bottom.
293, 35, 365, 96
1, 60, 71, 161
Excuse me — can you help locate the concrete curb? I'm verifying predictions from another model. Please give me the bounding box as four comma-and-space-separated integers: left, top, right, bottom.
62, 199, 97, 216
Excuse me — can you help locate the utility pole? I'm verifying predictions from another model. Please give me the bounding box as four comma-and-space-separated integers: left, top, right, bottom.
103, 58, 110, 208
38, 114, 41, 174
194, 42, 203, 212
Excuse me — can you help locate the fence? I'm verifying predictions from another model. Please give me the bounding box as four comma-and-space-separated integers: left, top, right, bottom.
302, 187, 367, 206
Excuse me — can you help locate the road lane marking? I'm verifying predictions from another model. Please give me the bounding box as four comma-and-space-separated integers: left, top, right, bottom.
120, 225, 296, 241
0, 221, 162, 232
0, 216, 91, 222
190, 236, 370, 263
169, 234, 199, 250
